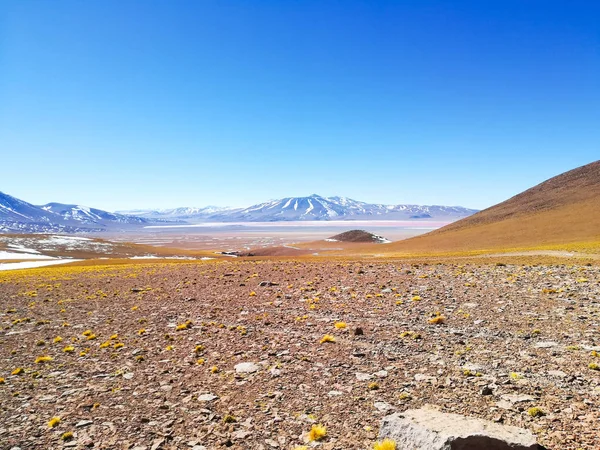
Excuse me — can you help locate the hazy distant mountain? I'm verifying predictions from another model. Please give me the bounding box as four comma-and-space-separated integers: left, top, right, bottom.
121, 194, 478, 222
0, 192, 152, 233
41, 203, 148, 225
118, 206, 232, 220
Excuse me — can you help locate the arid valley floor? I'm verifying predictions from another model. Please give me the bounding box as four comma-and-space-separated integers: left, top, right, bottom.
1, 258, 599, 449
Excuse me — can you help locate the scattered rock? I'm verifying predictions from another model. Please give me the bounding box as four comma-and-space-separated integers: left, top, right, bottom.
235, 362, 260, 374
356, 372, 373, 381
197, 393, 219, 402
374, 401, 394, 412
480, 386, 494, 396
75, 420, 93, 428
414, 373, 437, 384
379, 407, 547, 449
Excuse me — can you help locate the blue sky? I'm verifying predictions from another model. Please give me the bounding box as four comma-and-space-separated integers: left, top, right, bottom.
1, 0, 598, 211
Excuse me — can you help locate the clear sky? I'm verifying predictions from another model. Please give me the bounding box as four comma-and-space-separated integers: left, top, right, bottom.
1, 1, 598, 211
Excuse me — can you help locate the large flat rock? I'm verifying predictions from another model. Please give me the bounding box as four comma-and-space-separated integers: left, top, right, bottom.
379, 407, 546, 450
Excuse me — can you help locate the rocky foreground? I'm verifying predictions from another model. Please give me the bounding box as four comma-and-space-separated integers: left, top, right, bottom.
0, 260, 599, 449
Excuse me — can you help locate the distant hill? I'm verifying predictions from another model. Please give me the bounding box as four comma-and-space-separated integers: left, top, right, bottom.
121, 194, 477, 222
385, 161, 600, 253
327, 230, 390, 243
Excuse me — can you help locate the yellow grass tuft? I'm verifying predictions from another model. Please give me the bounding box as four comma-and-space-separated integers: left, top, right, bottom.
527, 407, 545, 417
320, 334, 336, 344
176, 320, 193, 331
61, 431, 74, 441
11, 367, 24, 375
589, 363, 600, 370
308, 424, 327, 441
428, 314, 445, 325
63, 345, 75, 353
35, 355, 53, 364
373, 439, 397, 450
334, 322, 347, 329
53, 336, 63, 344
114, 342, 124, 349
0, 378, 4, 384
48, 416, 61, 428
210, 366, 219, 373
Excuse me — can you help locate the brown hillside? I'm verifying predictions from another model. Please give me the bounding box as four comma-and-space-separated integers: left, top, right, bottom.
385, 160, 600, 254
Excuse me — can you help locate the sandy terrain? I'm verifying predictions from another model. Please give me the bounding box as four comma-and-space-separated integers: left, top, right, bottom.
1, 260, 599, 449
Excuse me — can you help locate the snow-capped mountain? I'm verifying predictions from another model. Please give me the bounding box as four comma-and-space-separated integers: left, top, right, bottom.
122, 194, 478, 222
0, 192, 57, 224
41, 203, 148, 225
0, 192, 152, 233
207, 194, 477, 222
1, 190, 478, 234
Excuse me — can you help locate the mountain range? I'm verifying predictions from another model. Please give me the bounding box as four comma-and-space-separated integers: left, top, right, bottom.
0, 191, 477, 234
0, 193, 153, 233
118, 194, 477, 222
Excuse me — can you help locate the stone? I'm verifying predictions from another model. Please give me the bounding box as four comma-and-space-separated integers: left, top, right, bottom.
76, 420, 93, 428
480, 386, 493, 396
150, 438, 165, 450
414, 373, 437, 383
547, 370, 567, 378
197, 393, 218, 402
355, 372, 373, 381
379, 407, 546, 450
500, 394, 535, 404
235, 362, 260, 374
374, 401, 394, 412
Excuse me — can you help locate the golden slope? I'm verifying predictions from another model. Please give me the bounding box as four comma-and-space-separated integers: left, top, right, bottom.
384, 160, 600, 254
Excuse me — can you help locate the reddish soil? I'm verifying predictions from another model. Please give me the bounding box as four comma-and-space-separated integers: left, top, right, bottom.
0, 260, 599, 449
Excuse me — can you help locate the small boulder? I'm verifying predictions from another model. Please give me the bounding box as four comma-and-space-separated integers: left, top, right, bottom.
234, 362, 260, 374
379, 407, 546, 450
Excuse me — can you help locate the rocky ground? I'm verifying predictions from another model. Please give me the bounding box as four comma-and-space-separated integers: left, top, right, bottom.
0, 260, 599, 449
